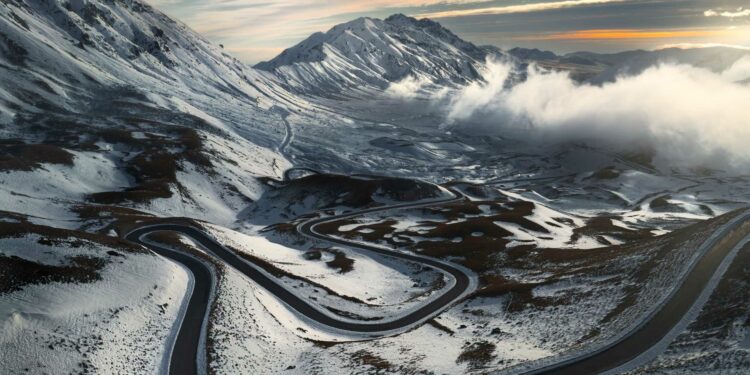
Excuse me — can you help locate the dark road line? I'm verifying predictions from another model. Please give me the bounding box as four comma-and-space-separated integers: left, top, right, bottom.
124, 229, 213, 375
124, 187, 476, 374
515, 210, 750, 375
124, 173, 750, 375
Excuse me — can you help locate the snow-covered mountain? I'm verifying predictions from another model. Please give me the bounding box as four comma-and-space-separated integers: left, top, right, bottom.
255, 14, 497, 95
0, 0, 313, 224
0, 0, 306, 142
256, 14, 750, 95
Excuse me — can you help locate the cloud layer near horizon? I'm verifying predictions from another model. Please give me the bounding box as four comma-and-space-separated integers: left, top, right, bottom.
438, 57, 750, 171
150, 0, 750, 63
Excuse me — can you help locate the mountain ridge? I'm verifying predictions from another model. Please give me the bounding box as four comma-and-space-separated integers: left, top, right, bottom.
255, 13, 496, 95
258, 13, 750, 93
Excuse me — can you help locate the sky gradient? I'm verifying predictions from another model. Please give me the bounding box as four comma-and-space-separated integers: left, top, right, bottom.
149, 0, 750, 64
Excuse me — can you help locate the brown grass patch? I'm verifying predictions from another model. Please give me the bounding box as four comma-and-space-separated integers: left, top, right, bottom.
0, 211, 151, 294
255, 174, 445, 220
588, 166, 621, 180
457, 341, 496, 370
226, 244, 368, 305
428, 318, 455, 335
0, 212, 145, 253
0, 143, 74, 171
88, 127, 212, 204
570, 216, 653, 245
316, 200, 547, 272
0, 255, 105, 294
351, 350, 393, 371
325, 249, 354, 274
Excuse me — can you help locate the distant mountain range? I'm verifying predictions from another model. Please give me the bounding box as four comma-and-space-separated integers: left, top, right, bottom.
257, 14, 750, 94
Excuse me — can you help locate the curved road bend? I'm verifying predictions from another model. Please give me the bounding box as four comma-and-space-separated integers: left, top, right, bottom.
125, 228, 213, 375
520, 210, 750, 375
124, 188, 475, 374
126, 174, 750, 375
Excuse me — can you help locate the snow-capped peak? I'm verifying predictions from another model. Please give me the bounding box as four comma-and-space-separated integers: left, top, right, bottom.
255, 14, 493, 95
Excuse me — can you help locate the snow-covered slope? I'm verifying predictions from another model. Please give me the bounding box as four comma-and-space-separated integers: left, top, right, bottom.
255, 14, 496, 95
0, 0, 308, 222
0, 0, 305, 135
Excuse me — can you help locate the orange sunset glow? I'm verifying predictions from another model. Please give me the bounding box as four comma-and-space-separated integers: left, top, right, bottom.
150, 0, 750, 62
516, 28, 736, 41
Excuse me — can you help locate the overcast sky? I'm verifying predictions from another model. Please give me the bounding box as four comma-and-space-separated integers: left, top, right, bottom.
148, 0, 750, 64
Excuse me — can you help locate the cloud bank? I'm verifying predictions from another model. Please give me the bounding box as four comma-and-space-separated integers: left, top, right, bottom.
386, 75, 432, 99
443, 56, 750, 171
704, 8, 750, 18
417, 0, 627, 19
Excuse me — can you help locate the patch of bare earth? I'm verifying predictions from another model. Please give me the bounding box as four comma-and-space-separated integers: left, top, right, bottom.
457, 340, 496, 371
0, 211, 145, 293
313, 195, 747, 353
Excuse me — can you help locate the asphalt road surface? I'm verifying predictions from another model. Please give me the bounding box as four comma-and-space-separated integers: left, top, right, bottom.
519, 211, 750, 375
124, 188, 474, 374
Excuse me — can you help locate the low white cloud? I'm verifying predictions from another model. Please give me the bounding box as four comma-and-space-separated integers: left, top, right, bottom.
704, 7, 750, 18
722, 55, 750, 82
385, 75, 432, 99
417, 0, 627, 19
443, 58, 750, 171
446, 61, 512, 117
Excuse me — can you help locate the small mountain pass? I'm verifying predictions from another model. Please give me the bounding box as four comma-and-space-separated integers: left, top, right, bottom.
125, 186, 475, 375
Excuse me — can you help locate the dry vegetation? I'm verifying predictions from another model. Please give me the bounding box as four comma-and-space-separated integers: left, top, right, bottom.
315, 199, 539, 272
6, 96, 219, 206
351, 350, 393, 372
456, 340, 496, 370
0, 211, 145, 294
570, 216, 653, 245
304, 247, 355, 273
312, 194, 746, 348
587, 166, 621, 180
0, 141, 74, 171
89, 126, 213, 204
0, 254, 105, 293
0, 211, 145, 252
248, 173, 446, 223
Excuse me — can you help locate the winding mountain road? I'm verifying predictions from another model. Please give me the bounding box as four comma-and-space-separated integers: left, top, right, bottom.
125, 173, 750, 375
124, 185, 475, 375
273, 105, 293, 159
